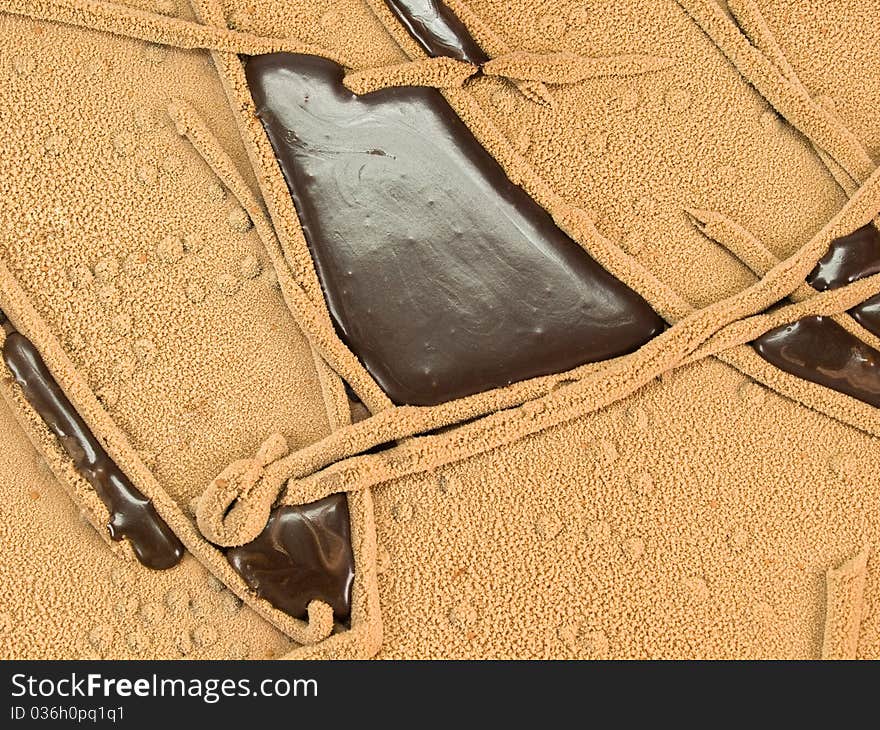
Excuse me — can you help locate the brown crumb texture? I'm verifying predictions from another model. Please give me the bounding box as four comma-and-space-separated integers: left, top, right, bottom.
822, 546, 869, 660
372, 359, 880, 659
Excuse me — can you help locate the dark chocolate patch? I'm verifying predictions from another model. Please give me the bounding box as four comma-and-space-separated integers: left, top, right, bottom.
806, 223, 880, 341
246, 53, 664, 406
384, 0, 489, 65
807, 224, 880, 291
2, 332, 184, 569
227, 494, 355, 621
753, 316, 880, 408
853, 295, 880, 337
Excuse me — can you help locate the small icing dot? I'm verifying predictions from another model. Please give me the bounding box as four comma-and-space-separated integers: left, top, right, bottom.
392, 500, 414, 523
665, 88, 691, 111
587, 520, 611, 543
94, 256, 119, 282
45, 134, 68, 156
684, 576, 710, 601
12, 55, 35, 76
140, 602, 165, 624
448, 600, 478, 628
227, 207, 252, 233
624, 537, 645, 560
157, 235, 184, 263
113, 133, 134, 157
186, 281, 206, 303
192, 622, 219, 648
134, 339, 156, 364
88, 624, 114, 651
165, 588, 189, 612
143, 43, 169, 64
535, 513, 563, 539
215, 273, 239, 296
183, 232, 203, 253
240, 254, 261, 279
137, 164, 158, 186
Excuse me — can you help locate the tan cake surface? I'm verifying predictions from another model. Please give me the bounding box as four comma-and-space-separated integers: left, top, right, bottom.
0, 0, 878, 659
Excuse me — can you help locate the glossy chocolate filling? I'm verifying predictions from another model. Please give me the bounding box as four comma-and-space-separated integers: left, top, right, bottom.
2, 330, 184, 569
384, 0, 489, 65
754, 224, 880, 407
754, 316, 880, 408
227, 494, 355, 621
245, 53, 664, 406
807, 224, 880, 290
806, 223, 880, 338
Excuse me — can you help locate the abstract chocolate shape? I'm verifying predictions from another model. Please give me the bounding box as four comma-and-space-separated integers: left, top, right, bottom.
754, 224, 880, 407
807, 223, 880, 339
384, 0, 489, 65
227, 495, 355, 621
246, 53, 664, 406
807, 224, 880, 291
754, 316, 880, 408
852, 295, 880, 337
3, 332, 184, 569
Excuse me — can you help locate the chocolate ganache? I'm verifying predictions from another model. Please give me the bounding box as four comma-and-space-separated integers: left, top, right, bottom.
806, 223, 880, 338
3, 331, 184, 569
245, 53, 664, 406
227, 495, 355, 621
384, 0, 489, 65
755, 224, 880, 407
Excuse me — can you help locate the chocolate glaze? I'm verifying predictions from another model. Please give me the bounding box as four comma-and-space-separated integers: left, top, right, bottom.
2, 332, 184, 569
246, 53, 664, 406
807, 224, 880, 291
853, 295, 880, 337
754, 316, 880, 408
806, 223, 880, 340
227, 494, 355, 620
384, 0, 489, 65
754, 225, 880, 406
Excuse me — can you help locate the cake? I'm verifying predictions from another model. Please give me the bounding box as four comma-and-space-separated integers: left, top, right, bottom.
1, 0, 879, 660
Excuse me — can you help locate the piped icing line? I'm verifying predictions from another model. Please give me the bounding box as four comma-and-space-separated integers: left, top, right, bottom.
821, 546, 870, 660
167, 98, 392, 413
209, 165, 880, 513
674, 0, 875, 185
185, 0, 384, 657
682, 273, 880, 362
341, 51, 676, 95
342, 56, 478, 94
275, 272, 880, 505
368, 0, 553, 106
480, 52, 676, 84
687, 209, 880, 351
205, 264, 880, 518
723, 0, 870, 201
724, 0, 801, 86
0, 0, 354, 66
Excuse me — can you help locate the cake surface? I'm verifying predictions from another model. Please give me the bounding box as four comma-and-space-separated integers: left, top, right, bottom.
1, 0, 879, 660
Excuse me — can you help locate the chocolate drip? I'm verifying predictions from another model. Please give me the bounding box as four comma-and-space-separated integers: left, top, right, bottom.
754, 316, 880, 408
246, 53, 664, 406
2, 332, 184, 569
227, 495, 355, 621
384, 0, 489, 65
